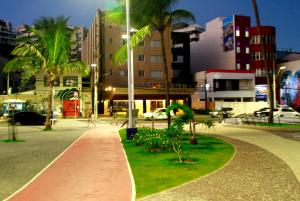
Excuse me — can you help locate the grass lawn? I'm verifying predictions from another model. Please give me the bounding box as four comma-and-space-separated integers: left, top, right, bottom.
119, 129, 234, 198
255, 122, 300, 128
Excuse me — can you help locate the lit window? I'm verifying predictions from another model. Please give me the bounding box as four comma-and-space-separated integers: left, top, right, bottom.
236, 46, 240, 53
235, 26, 240, 37
120, 70, 128, 76
245, 28, 249, 37
236, 63, 240, 69
150, 71, 163, 78
246, 64, 250, 70
151, 55, 162, 63
246, 47, 250, 54
63, 76, 78, 87
150, 40, 161, 47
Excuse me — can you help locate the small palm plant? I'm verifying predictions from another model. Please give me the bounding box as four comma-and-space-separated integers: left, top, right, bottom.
4, 16, 89, 129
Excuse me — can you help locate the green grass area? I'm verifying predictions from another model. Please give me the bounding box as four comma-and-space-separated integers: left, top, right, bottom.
119, 129, 234, 198
255, 122, 300, 129
0, 139, 26, 143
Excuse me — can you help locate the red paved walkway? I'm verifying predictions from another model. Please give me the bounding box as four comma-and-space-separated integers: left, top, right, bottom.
8, 126, 133, 201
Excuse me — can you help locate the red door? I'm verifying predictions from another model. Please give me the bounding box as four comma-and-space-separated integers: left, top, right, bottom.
63, 100, 80, 117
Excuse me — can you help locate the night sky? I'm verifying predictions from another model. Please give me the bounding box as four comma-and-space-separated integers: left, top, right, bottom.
1, 0, 299, 51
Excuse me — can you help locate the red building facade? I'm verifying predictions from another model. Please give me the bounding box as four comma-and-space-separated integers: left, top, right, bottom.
250, 26, 276, 84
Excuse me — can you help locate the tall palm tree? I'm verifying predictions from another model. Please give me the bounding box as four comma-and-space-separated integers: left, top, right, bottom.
106, 0, 195, 127
4, 16, 89, 129
251, 0, 274, 123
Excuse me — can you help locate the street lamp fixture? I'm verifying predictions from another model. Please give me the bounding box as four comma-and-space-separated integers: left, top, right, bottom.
91, 63, 98, 119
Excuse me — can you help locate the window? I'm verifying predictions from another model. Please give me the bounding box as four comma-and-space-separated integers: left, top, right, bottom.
109, 54, 113, 60
151, 55, 162, 63
246, 64, 250, 70
120, 70, 128, 76
137, 54, 145, 62
150, 40, 161, 47
245, 47, 250, 54
245, 28, 249, 37
150, 71, 163, 78
63, 76, 78, 87
236, 63, 240, 69
235, 26, 240, 37
236, 41, 240, 53
121, 39, 126, 45
138, 70, 145, 77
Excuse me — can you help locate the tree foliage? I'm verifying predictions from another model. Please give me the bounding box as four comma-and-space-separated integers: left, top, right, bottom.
4, 16, 89, 129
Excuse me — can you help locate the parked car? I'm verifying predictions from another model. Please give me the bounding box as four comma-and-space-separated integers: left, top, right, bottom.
8, 111, 46, 125
254, 106, 300, 118
253, 107, 270, 117
209, 107, 234, 118
143, 108, 175, 120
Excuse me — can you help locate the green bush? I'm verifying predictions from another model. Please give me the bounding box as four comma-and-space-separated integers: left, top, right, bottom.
133, 127, 172, 152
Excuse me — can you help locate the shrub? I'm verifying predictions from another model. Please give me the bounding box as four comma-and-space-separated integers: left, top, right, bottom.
133, 127, 172, 152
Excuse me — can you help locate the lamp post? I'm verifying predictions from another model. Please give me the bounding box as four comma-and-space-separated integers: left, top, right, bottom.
273, 65, 286, 107
126, 0, 134, 129
91, 63, 98, 119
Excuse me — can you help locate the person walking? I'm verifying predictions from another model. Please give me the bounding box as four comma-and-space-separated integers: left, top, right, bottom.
87, 112, 96, 128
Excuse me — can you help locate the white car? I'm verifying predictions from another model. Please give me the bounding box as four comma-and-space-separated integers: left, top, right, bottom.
256, 106, 300, 118
143, 108, 175, 120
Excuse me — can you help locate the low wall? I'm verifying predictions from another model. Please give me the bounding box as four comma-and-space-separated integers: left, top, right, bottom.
215, 101, 269, 115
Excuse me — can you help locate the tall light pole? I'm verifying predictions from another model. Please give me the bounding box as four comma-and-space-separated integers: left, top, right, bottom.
126, 0, 134, 129
273, 65, 286, 107
91, 63, 98, 119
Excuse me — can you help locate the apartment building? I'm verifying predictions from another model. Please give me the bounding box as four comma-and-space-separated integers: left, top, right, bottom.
82, 9, 196, 116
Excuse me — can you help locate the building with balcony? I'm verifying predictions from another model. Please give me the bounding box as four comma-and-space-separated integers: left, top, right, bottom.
82, 9, 196, 116
192, 69, 256, 110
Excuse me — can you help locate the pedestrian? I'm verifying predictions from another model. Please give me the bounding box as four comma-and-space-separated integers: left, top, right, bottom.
87, 112, 96, 128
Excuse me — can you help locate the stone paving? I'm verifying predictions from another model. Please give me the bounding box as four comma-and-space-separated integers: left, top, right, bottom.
140, 136, 300, 201
1, 119, 300, 201
0, 123, 87, 200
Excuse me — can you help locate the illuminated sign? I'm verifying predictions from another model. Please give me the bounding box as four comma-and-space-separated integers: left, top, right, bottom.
255, 85, 267, 101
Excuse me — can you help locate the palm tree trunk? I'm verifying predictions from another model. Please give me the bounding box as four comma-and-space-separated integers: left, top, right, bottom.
251, 0, 274, 123
45, 81, 53, 130
159, 31, 171, 128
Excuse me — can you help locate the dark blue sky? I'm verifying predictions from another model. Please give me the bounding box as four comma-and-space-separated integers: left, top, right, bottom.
1, 0, 299, 51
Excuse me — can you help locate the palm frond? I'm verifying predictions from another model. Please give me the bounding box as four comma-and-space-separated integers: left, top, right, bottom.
170, 9, 195, 24
62, 61, 90, 77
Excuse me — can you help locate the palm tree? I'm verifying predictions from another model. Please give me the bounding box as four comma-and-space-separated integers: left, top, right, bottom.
251, 0, 274, 123
106, 0, 195, 127
4, 16, 89, 129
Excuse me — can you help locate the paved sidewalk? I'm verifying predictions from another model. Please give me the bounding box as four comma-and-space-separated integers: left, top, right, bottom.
6, 125, 134, 201
202, 123, 300, 182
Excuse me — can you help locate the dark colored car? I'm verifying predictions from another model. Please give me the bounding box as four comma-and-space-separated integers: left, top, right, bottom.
8, 111, 46, 125
209, 107, 234, 118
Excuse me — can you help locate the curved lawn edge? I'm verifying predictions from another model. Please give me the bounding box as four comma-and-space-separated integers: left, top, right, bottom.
119, 130, 235, 199
139, 135, 237, 200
